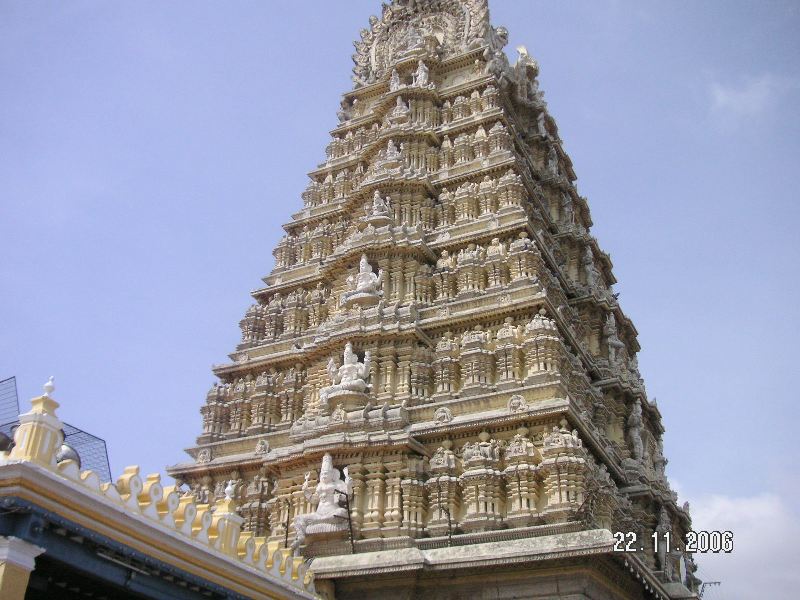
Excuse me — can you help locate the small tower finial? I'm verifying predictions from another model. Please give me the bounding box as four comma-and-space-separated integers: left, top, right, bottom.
43, 376, 55, 397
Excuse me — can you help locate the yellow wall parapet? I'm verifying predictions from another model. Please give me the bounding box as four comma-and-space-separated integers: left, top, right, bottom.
0, 378, 318, 599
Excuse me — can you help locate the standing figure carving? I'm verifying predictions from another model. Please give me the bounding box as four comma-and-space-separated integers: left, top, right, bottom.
604, 314, 626, 365
389, 68, 401, 91
547, 146, 559, 175
412, 60, 429, 87
627, 399, 644, 461
292, 453, 352, 550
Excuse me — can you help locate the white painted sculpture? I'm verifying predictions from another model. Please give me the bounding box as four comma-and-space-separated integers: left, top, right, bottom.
536, 112, 547, 137
43, 376, 55, 397
371, 190, 390, 217
341, 254, 384, 308
292, 453, 352, 550
412, 60, 429, 87
389, 68, 401, 91
385, 139, 401, 161
319, 342, 372, 405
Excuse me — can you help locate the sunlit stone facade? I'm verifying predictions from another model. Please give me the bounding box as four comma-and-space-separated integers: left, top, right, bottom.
168, 2, 700, 598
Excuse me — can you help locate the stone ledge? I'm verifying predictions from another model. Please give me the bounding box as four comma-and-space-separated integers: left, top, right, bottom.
311, 528, 614, 579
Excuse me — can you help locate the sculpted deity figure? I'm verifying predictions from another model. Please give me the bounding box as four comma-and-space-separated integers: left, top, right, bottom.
486, 237, 506, 257
403, 27, 425, 53
385, 139, 401, 161
412, 60, 429, 87
507, 394, 528, 414
389, 68, 401, 92
458, 243, 484, 262
371, 190, 390, 217
604, 313, 626, 365
536, 112, 548, 137
292, 453, 352, 550
484, 26, 512, 84
436, 331, 457, 352
656, 506, 672, 571
341, 254, 384, 307
627, 400, 644, 461
462, 434, 501, 465
547, 145, 559, 175
653, 438, 668, 479
461, 441, 480, 463
583, 246, 601, 289
268, 292, 283, 310
310, 281, 327, 304
430, 445, 456, 471
389, 96, 410, 122
436, 249, 454, 270
560, 193, 574, 225
319, 342, 372, 404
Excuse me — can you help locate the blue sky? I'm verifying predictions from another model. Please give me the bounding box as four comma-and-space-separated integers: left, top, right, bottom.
2, 2, 798, 597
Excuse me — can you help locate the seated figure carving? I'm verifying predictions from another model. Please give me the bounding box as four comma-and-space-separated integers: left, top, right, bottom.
319, 342, 372, 409
371, 190, 390, 216
363, 191, 393, 228
340, 254, 384, 308
292, 453, 352, 550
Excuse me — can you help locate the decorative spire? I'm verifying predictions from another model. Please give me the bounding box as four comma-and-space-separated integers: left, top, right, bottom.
8, 375, 63, 466
43, 375, 55, 397
224, 479, 236, 500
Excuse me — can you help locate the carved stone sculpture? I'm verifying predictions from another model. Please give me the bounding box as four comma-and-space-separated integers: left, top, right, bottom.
627, 399, 644, 461
604, 313, 626, 366
319, 342, 372, 409
365, 190, 392, 226
412, 60, 429, 87
547, 146, 558, 175
341, 254, 384, 308
292, 453, 352, 550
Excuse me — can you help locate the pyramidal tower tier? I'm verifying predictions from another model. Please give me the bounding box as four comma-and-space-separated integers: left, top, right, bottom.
168, 2, 700, 598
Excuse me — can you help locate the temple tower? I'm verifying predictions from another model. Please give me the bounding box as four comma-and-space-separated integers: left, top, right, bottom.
168, 2, 700, 598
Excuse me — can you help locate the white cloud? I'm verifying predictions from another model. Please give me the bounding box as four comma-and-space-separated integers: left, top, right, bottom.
709, 74, 789, 120
687, 492, 800, 599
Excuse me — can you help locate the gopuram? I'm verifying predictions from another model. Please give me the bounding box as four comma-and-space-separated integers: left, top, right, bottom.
168, 2, 701, 598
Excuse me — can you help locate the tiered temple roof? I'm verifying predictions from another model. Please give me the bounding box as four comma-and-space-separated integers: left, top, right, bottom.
168, 2, 700, 598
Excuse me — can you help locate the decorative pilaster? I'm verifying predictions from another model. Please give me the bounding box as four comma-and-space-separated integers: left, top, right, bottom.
380, 458, 405, 537
459, 432, 504, 533
432, 332, 460, 399
539, 421, 587, 523
425, 442, 460, 537
345, 463, 366, 537
494, 317, 523, 389
459, 326, 494, 395
0, 537, 45, 600
361, 462, 385, 539
503, 427, 541, 527
523, 309, 563, 383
